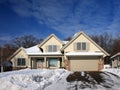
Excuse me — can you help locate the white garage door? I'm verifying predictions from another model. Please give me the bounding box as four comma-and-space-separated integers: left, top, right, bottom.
69, 56, 99, 71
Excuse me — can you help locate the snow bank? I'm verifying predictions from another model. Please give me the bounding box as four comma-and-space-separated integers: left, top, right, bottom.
102, 68, 120, 76
0, 68, 120, 90
0, 69, 69, 90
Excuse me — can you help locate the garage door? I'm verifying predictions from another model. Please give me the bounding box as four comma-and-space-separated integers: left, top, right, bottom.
69, 56, 99, 71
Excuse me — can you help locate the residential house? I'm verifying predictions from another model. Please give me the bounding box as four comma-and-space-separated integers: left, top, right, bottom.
111, 52, 120, 68
9, 31, 109, 71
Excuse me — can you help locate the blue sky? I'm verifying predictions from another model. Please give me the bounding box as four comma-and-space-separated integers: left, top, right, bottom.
0, 0, 120, 44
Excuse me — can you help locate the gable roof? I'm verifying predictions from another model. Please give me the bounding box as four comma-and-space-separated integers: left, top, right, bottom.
61, 31, 109, 56
38, 34, 64, 47
9, 45, 43, 60
8, 47, 26, 60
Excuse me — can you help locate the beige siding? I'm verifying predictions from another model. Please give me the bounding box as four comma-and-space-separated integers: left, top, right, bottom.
64, 34, 104, 54
69, 56, 100, 71
112, 60, 120, 68
11, 50, 29, 68
41, 36, 62, 52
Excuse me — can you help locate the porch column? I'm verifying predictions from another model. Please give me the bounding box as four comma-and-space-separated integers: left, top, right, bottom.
44, 57, 47, 68
28, 56, 31, 68
30, 58, 33, 69
62, 56, 64, 68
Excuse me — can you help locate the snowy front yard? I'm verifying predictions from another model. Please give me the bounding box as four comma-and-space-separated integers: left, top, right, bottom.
0, 69, 120, 90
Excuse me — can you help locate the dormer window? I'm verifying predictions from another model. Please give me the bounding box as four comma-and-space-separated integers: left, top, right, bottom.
48, 45, 57, 52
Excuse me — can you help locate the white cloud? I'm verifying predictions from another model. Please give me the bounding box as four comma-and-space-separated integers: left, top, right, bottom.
0, 35, 12, 44
7, 0, 120, 37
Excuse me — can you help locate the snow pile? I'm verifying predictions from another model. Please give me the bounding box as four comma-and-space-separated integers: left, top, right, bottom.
102, 68, 120, 76
0, 69, 69, 90
0, 68, 120, 90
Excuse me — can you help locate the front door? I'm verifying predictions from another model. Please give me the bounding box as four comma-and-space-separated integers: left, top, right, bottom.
36, 59, 44, 69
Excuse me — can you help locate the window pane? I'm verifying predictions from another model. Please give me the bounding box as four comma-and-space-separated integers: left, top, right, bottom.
48, 45, 52, 52
17, 58, 26, 66
17, 58, 21, 65
49, 59, 58, 67
77, 43, 81, 50
48, 45, 57, 52
22, 59, 25, 65
82, 42, 86, 50
53, 45, 57, 52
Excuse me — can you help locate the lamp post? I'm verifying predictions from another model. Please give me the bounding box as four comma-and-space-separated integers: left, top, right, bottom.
0, 45, 3, 72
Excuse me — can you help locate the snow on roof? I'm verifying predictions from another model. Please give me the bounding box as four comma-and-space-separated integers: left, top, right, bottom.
73, 32, 78, 37
65, 52, 104, 56
27, 52, 62, 55
62, 41, 68, 44
111, 52, 120, 59
24, 45, 42, 54
24, 45, 62, 55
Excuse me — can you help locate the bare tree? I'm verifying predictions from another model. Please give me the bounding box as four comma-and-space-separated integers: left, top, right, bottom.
64, 36, 72, 41
112, 36, 120, 55
91, 33, 113, 55
12, 35, 43, 48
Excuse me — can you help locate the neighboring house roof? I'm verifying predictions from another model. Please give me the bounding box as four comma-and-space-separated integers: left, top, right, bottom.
65, 52, 104, 56
38, 34, 64, 47
111, 52, 120, 59
61, 31, 109, 56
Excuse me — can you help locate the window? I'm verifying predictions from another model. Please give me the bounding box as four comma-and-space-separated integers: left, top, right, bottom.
48, 45, 52, 52
76, 42, 87, 51
49, 58, 58, 67
53, 45, 57, 52
48, 45, 57, 52
17, 58, 26, 66
82, 42, 86, 50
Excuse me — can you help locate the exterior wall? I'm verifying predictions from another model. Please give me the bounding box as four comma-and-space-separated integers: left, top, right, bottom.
111, 56, 120, 68
64, 34, 104, 55
69, 56, 100, 71
41, 36, 63, 52
11, 50, 29, 69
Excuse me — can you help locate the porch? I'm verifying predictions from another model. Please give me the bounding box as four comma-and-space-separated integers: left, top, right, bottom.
30, 56, 64, 69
